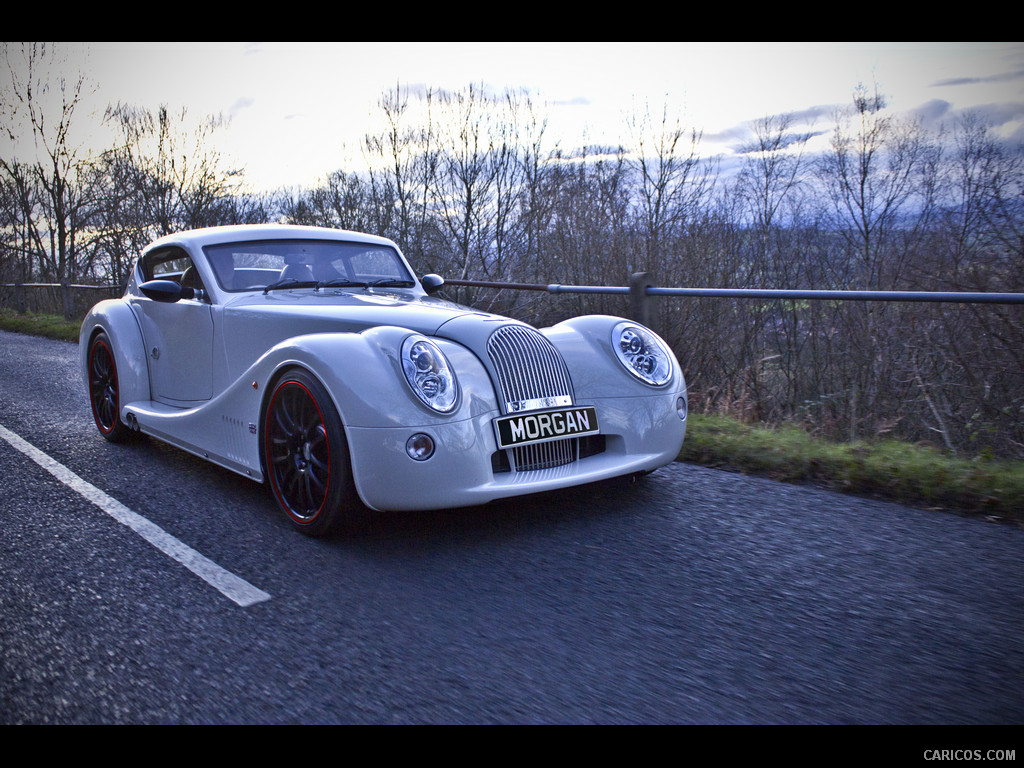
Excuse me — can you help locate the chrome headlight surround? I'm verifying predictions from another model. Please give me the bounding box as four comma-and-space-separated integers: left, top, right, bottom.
612, 322, 675, 387
401, 335, 459, 413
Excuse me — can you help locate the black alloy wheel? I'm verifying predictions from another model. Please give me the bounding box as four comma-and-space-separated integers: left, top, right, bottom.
88, 332, 133, 443
264, 369, 355, 536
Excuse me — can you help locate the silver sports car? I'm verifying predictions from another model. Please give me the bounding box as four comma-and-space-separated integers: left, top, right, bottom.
81, 225, 687, 535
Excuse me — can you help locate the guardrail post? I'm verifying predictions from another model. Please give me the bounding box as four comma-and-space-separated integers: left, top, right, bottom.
630, 272, 654, 329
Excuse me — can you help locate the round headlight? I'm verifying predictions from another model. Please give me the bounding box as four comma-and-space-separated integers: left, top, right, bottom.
401, 336, 458, 412
612, 322, 674, 386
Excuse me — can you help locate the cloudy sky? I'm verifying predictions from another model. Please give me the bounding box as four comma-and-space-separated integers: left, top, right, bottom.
7, 42, 1024, 191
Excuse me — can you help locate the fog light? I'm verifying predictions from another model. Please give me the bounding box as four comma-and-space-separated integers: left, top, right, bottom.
676, 397, 687, 420
406, 433, 435, 461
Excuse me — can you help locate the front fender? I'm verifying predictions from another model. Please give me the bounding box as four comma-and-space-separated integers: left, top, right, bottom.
258, 325, 498, 430
542, 314, 687, 400
80, 299, 150, 409
254, 326, 500, 505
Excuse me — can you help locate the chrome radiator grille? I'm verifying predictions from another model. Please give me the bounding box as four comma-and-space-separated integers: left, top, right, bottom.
511, 438, 578, 472
486, 325, 574, 414
487, 325, 578, 472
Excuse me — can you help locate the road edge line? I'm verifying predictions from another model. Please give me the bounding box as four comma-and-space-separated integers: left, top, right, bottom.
0, 423, 271, 607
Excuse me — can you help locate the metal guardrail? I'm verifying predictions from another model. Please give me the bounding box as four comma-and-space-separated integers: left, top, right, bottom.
444, 276, 1024, 303
0, 283, 118, 289
9, 277, 1024, 304
4, 278, 1023, 327
8, 277, 1024, 304
445, 274, 1024, 328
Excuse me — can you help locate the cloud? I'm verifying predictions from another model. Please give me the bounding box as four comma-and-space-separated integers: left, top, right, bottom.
707, 124, 752, 145
931, 69, 1024, 88
910, 99, 953, 128
708, 107, 832, 156
966, 101, 1024, 125
786, 104, 837, 125
723, 126, 829, 156
551, 96, 591, 108
229, 97, 255, 118
915, 100, 1024, 134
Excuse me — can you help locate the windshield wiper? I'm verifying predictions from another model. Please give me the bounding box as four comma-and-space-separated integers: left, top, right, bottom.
367, 278, 415, 288
315, 278, 369, 291
314, 277, 415, 291
263, 276, 416, 294
262, 278, 319, 294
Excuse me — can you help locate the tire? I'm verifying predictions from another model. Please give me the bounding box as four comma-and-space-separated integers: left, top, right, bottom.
263, 369, 356, 536
87, 332, 134, 443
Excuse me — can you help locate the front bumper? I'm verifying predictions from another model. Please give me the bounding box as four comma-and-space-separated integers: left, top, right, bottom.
344, 389, 686, 511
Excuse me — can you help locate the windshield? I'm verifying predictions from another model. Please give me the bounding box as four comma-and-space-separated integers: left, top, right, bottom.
204, 239, 415, 293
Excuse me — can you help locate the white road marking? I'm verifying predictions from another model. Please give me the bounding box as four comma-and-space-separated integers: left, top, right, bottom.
0, 423, 271, 607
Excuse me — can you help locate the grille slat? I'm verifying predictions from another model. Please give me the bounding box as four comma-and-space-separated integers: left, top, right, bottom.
512, 437, 578, 472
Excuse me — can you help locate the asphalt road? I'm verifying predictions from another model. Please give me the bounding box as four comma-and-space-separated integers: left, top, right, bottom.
1, 329, 1023, 725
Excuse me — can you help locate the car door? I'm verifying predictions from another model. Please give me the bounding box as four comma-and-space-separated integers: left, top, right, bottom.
132, 247, 215, 404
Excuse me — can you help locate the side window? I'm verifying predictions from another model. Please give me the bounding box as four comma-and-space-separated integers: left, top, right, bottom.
139, 247, 206, 294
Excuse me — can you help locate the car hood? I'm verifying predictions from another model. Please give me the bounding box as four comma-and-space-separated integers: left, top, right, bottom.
224, 288, 499, 333
219, 288, 514, 376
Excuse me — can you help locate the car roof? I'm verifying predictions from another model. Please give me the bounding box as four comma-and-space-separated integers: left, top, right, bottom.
144, 224, 398, 253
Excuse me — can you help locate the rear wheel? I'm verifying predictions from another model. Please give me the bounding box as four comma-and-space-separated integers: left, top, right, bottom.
264, 369, 355, 536
87, 332, 134, 443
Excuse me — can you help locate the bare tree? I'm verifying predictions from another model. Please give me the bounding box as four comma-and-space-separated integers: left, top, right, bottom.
361, 84, 445, 270
428, 84, 499, 290
626, 102, 713, 276
102, 102, 243, 236
81, 101, 251, 290
537, 144, 633, 322
277, 170, 371, 232
924, 112, 1024, 454
729, 114, 815, 418
1, 42, 100, 318
819, 83, 936, 290
734, 113, 813, 272
817, 83, 938, 439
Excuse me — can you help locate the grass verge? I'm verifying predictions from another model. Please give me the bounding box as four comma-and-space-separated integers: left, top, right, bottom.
0, 308, 81, 342
681, 413, 1024, 526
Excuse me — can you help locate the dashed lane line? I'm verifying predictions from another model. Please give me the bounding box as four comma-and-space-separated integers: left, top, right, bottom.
0, 423, 271, 607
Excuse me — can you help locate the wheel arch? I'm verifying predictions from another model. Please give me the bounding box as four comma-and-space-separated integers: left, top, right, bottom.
258, 362, 359, 535
253, 326, 473, 432
80, 299, 151, 409
256, 362, 334, 476
249, 328, 465, 510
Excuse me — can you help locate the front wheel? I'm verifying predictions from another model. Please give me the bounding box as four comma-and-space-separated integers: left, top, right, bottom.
263, 369, 356, 536
87, 332, 134, 443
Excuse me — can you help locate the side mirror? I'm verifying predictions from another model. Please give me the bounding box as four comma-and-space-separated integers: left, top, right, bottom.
421, 273, 445, 295
140, 279, 184, 302
140, 279, 203, 302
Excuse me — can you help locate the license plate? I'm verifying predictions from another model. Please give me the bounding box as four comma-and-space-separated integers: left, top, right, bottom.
494, 406, 599, 449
